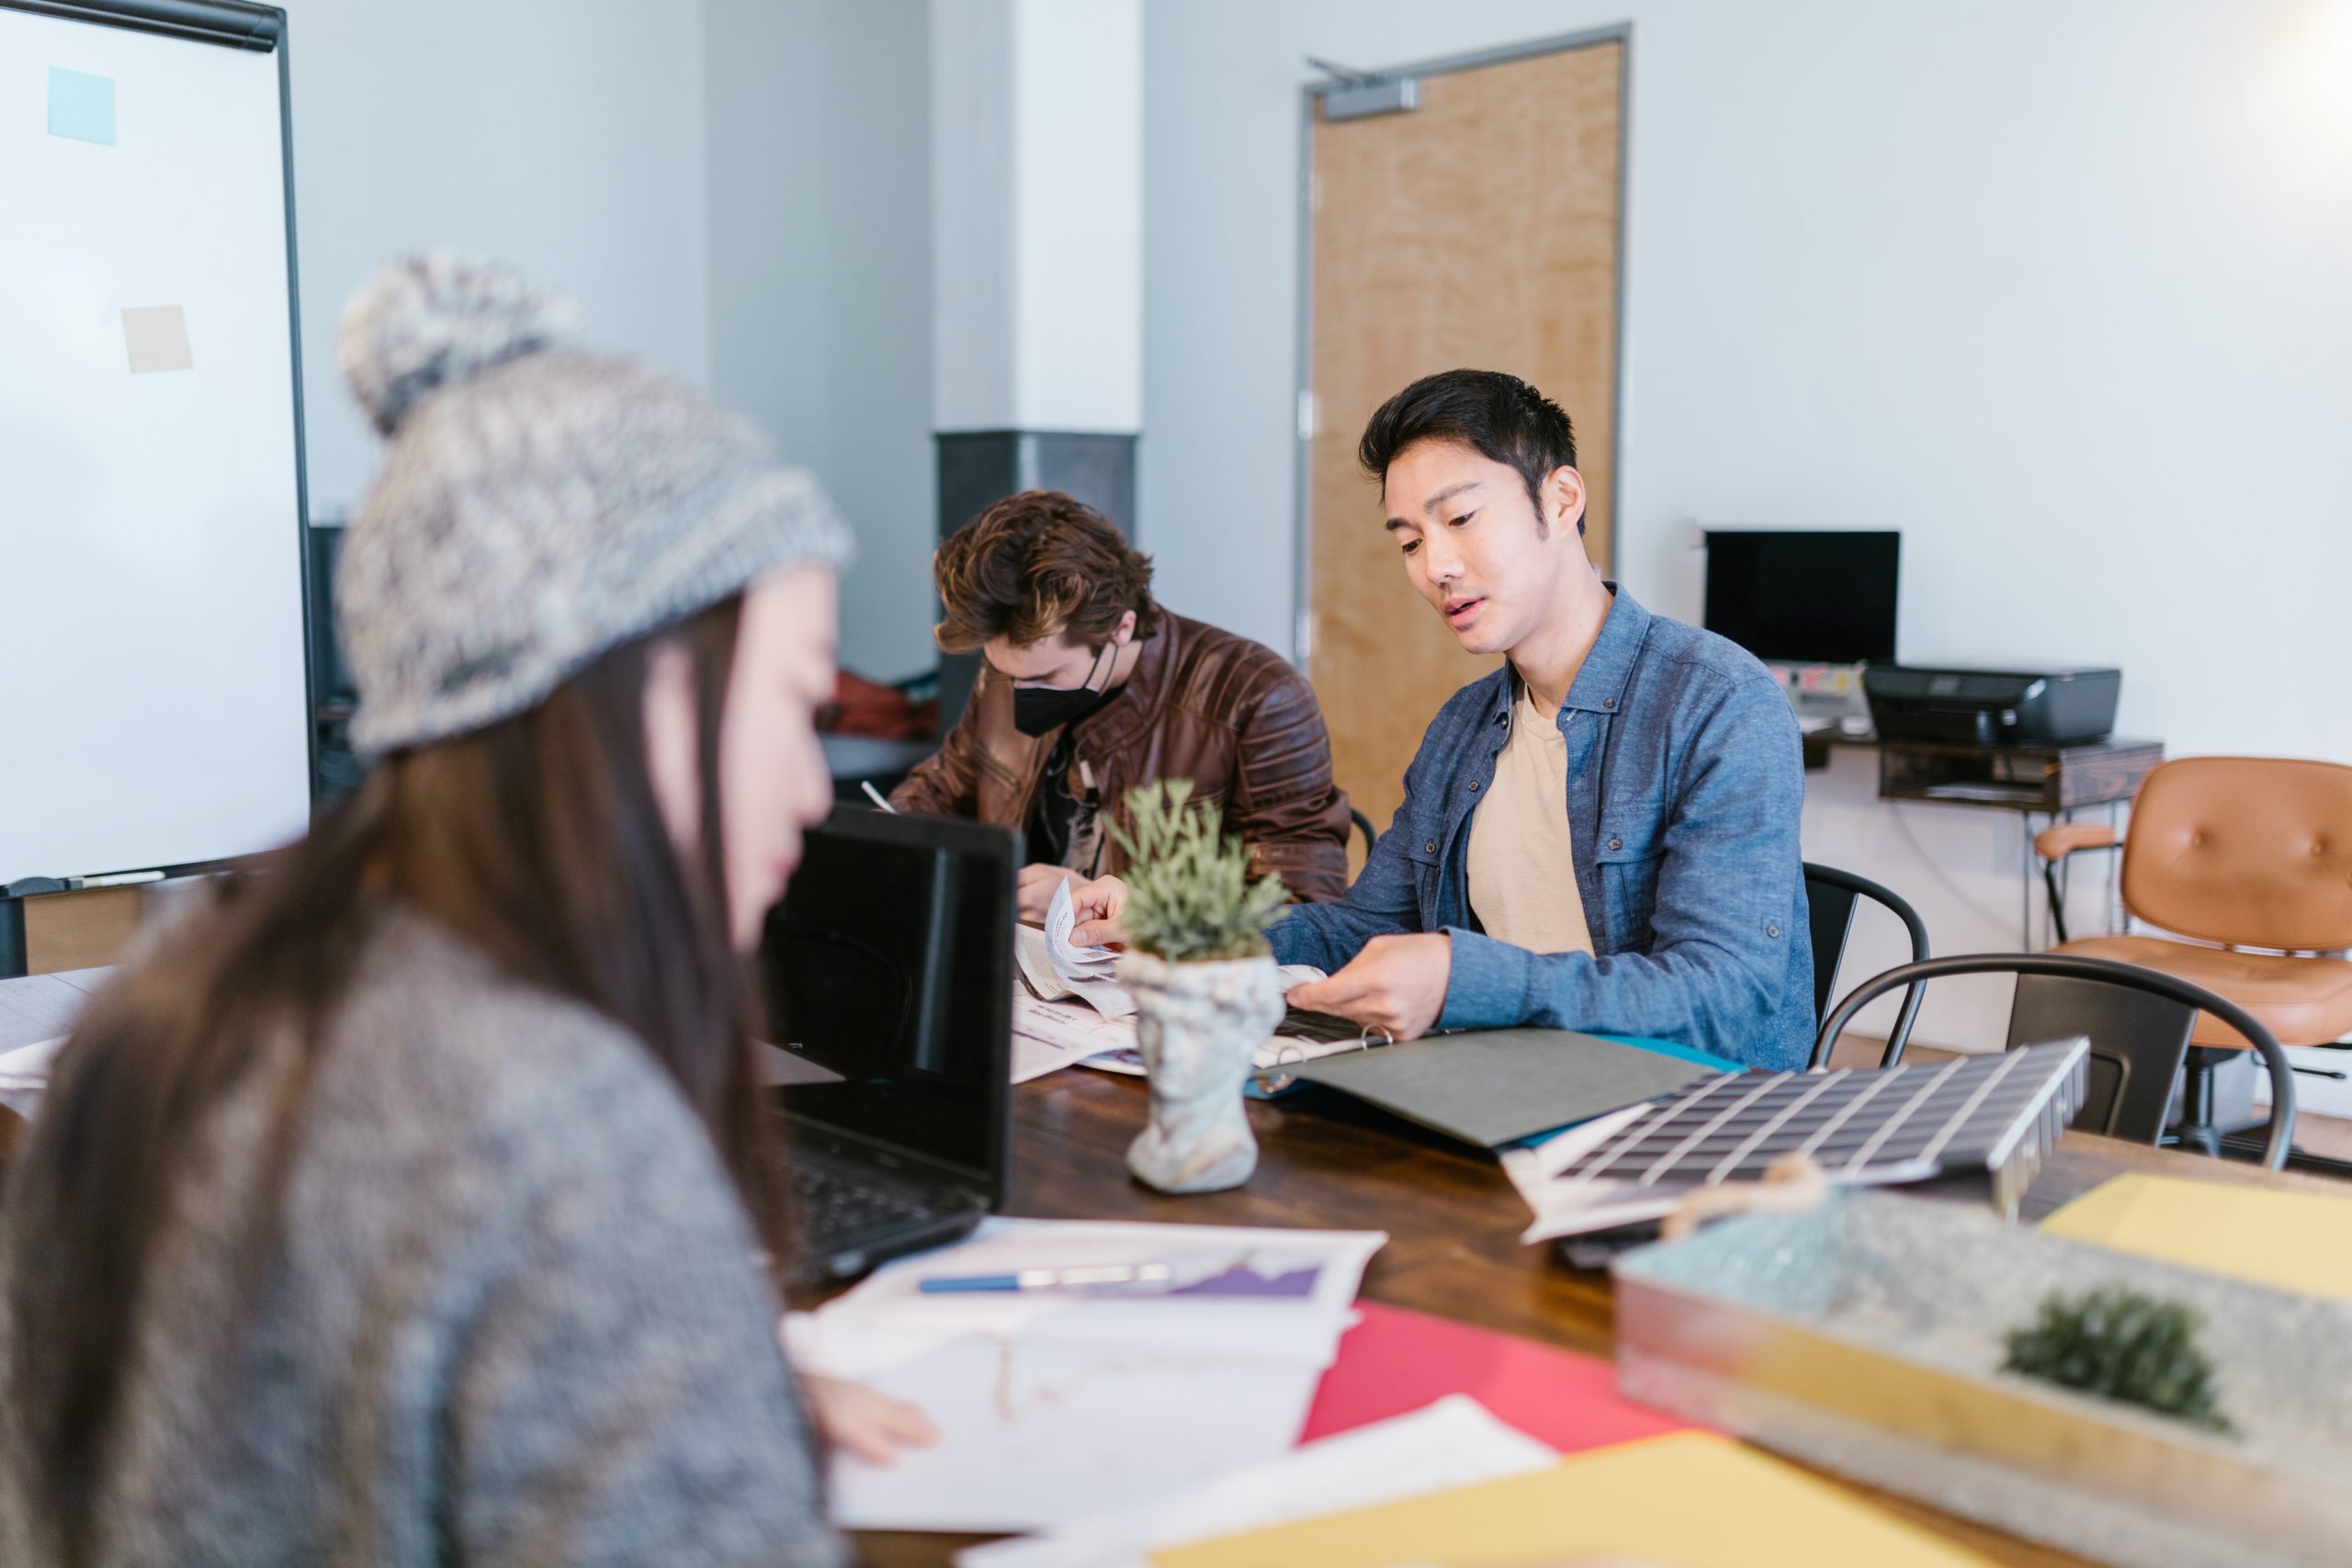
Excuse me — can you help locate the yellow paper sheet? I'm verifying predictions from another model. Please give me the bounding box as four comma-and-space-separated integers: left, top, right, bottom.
2041, 1172, 2352, 1300
1151, 1432, 1996, 1568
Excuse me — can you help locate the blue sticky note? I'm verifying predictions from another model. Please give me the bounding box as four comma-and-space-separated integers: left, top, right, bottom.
48, 67, 118, 146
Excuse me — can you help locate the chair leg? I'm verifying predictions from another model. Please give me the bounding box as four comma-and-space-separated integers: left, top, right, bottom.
2173, 1051, 2229, 1158
2043, 860, 2070, 948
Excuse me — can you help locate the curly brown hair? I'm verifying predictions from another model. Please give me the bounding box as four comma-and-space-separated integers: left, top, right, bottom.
933, 491, 1161, 654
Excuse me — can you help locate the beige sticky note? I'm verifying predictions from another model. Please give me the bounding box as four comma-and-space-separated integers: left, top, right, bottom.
122, 305, 194, 373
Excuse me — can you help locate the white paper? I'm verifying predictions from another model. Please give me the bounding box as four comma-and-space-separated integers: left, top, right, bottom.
809, 1217, 1384, 1362
1063, 974, 1137, 1019
796, 1217, 1385, 1533
1067, 1026, 1361, 1084
954, 1395, 1558, 1568
1012, 996, 1136, 1084
823, 1327, 1326, 1532
1252, 1032, 1368, 1072
1045, 877, 1116, 981
1517, 1101, 1655, 1185
0, 1035, 66, 1120
1080, 1048, 1147, 1077
1042, 880, 1136, 1018
1014, 926, 1075, 1004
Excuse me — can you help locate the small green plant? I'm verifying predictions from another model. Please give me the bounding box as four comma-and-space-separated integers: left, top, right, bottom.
2002, 1284, 2233, 1434
1107, 781, 1288, 964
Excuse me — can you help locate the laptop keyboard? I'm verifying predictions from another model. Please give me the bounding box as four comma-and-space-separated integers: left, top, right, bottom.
793, 1161, 934, 1242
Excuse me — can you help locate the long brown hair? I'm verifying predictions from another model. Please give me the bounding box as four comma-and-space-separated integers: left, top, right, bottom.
4, 596, 785, 1566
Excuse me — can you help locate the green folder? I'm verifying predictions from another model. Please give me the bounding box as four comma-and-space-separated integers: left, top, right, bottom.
1288, 1028, 1736, 1148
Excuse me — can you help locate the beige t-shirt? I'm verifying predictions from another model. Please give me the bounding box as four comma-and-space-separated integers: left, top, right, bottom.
1466, 678, 1596, 955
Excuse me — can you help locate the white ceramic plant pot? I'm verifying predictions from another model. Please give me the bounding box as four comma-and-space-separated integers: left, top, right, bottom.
1116, 949, 1283, 1194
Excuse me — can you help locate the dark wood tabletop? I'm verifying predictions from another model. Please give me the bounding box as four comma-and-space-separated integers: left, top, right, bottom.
1, 973, 2325, 1565
853, 1066, 2340, 1568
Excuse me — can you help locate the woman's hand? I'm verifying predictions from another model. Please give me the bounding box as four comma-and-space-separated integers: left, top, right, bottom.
1067, 874, 1134, 949
802, 1373, 939, 1466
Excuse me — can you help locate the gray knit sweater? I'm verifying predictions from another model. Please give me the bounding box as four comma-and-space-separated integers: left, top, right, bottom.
0, 913, 846, 1568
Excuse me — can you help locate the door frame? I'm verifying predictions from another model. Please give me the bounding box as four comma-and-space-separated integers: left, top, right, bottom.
1292, 23, 1635, 669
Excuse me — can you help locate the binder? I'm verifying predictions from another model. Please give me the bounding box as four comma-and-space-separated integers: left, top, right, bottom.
1283, 1027, 1736, 1148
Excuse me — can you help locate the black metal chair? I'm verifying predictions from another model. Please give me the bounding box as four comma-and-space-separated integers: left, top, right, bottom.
1804, 863, 1930, 1068
1815, 953, 2299, 1169
1350, 807, 1379, 861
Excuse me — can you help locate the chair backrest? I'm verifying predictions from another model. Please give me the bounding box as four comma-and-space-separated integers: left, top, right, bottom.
2006, 974, 2197, 1145
1815, 953, 2297, 1168
2122, 756, 2352, 951
1350, 807, 1379, 861
1802, 863, 1930, 1066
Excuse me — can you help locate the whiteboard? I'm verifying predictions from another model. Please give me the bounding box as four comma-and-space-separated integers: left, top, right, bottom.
0, 4, 312, 886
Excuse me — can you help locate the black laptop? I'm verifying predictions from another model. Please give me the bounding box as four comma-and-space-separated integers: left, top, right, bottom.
758, 807, 1016, 1285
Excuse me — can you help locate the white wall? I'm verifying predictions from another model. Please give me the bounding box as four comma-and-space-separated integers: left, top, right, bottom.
1008, 0, 1142, 433
707, 0, 937, 680
1142, 0, 2352, 1046
933, 0, 1142, 434
283, 0, 712, 519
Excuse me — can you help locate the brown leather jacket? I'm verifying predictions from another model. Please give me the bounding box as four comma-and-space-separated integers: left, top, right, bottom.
890, 614, 1351, 901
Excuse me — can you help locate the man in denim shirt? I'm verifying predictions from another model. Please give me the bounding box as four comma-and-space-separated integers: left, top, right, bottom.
1075, 369, 1812, 1071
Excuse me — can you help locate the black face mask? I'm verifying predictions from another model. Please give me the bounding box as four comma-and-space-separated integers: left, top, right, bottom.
1012, 641, 1116, 738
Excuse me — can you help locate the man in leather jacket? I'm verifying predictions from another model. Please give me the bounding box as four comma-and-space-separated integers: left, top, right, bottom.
890, 491, 1351, 917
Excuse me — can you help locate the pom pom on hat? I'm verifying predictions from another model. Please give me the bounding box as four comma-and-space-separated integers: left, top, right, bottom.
337, 252, 581, 436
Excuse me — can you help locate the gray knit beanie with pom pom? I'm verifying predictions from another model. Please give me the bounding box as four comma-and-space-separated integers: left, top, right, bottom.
334, 252, 853, 757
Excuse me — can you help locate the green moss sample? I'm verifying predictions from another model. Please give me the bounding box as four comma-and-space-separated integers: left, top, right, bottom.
2002, 1284, 2233, 1434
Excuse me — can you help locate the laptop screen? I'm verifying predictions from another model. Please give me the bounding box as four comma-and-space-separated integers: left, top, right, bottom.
758, 807, 1014, 1192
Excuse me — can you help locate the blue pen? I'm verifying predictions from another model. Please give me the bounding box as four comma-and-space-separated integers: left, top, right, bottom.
919, 1262, 1175, 1294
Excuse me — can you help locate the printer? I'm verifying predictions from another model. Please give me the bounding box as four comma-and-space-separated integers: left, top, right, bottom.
1861, 666, 2120, 747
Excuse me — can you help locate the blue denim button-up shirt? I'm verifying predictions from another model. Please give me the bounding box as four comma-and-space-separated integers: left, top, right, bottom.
1271, 586, 1813, 1070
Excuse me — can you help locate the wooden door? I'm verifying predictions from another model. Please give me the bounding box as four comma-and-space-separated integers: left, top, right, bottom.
1306, 39, 1624, 840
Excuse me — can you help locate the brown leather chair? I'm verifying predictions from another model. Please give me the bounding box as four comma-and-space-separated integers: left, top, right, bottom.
2038, 756, 2352, 1155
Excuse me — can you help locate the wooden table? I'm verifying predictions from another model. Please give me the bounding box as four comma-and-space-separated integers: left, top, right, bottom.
6, 976, 2330, 1563
855, 1066, 2342, 1568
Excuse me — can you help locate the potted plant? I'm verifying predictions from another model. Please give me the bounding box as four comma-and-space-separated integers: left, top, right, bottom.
1106, 781, 1289, 1193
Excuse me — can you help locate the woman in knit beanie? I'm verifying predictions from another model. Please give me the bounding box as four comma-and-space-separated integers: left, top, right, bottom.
0, 255, 914, 1566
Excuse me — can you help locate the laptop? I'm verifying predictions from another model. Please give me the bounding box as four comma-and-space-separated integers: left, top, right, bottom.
757, 807, 1016, 1285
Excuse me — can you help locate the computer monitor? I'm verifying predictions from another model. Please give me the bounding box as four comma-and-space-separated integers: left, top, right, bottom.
1702, 530, 1900, 666
758, 807, 1016, 1201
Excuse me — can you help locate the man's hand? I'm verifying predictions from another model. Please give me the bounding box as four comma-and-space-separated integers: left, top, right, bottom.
801, 1373, 939, 1467
1067, 874, 1133, 948
1016, 863, 1077, 923
1283, 932, 1453, 1042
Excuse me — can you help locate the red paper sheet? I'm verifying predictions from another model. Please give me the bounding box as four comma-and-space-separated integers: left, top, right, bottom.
1301, 1301, 1696, 1452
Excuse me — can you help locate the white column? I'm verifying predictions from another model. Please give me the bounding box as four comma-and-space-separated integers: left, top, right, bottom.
931, 0, 1141, 435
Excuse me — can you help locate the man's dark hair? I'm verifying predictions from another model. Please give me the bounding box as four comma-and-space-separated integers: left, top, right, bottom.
1357, 369, 1582, 536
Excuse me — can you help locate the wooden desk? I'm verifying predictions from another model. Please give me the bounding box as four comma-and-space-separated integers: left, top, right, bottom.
855, 1068, 2340, 1568
3, 976, 2326, 1562
1802, 732, 2164, 945
1802, 732, 2165, 815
